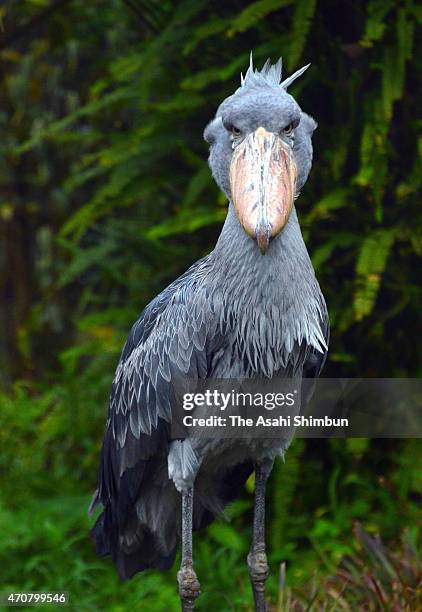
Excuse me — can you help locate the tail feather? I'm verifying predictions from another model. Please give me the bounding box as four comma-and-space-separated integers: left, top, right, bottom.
91, 506, 176, 580
90, 459, 253, 580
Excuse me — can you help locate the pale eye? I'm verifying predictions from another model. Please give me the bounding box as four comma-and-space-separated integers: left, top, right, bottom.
283, 123, 295, 137
231, 125, 242, 137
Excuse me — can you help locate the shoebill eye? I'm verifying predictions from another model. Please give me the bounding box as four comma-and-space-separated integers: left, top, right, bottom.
283, 123, 295, 137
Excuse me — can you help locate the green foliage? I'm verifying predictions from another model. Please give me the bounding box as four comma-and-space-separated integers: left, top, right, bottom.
277, 523, 422, 610
0, 0, 421, 610
354, 229, 395, 320
287, 0, 316, 70
0, 383, 420, 610
227, 0, 293, 37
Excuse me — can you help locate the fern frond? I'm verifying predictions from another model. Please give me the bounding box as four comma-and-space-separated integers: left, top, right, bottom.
287, 0, 316, 70
228, 0, 293, 36
354, 230, 396, 320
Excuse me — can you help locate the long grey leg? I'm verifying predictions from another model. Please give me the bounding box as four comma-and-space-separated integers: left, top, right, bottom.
177, 487, 201, 611
247, 458, 274, 612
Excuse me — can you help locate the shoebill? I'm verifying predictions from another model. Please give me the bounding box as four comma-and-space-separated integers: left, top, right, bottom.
90, 56, 329, 612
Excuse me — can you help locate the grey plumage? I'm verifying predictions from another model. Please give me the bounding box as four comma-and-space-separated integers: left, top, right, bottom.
90, 56, 329, 589
239, 54, 310, 91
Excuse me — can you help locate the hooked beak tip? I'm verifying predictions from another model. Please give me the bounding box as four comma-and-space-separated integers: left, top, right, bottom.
256, 222, 270, 254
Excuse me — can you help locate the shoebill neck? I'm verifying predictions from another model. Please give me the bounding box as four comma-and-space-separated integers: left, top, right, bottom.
211, 201, 317, 294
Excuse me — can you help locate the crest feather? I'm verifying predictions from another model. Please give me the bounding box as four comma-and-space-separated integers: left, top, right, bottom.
240, 53, 310, 90
280, 63, 311, 89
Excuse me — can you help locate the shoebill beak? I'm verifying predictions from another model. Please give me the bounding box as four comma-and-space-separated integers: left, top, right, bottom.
230, 127, 297, 254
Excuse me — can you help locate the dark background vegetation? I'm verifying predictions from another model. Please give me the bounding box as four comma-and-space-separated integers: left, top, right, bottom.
0, 0, 420, 610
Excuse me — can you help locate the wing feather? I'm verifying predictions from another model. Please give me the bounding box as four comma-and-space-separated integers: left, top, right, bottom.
93, 258, 221, 515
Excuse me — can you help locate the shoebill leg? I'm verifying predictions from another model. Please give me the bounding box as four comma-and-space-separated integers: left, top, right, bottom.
177, 487, 201, 611
248, 458, 274, 612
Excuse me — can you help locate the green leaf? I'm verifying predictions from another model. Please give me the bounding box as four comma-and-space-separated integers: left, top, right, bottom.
354, 229, 396, 320
305, 189, 350, 225
180, 55, 247, 91
227, 0, 293, 36
146, 207, 225, 239
183, 18, 228, 55
311, 233, 357, 271
287, 0, 316, 70
13, 88, 136, 154
360, 0, 395, 46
